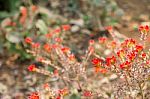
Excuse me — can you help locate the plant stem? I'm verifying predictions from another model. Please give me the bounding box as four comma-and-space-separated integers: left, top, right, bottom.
138, 82, 144, 99
124, 73, 132, 99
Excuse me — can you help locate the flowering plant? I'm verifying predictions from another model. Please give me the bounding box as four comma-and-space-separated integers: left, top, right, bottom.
26, 25, 150, 99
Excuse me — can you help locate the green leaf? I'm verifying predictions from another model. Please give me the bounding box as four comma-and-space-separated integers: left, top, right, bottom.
70, 94, 81, 99
6, 32, 22, 43
48, 66, 55, 73
36, 19, 48, 34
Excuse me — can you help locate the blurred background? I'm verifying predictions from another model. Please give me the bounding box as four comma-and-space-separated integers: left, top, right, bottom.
0, 0, 150, 98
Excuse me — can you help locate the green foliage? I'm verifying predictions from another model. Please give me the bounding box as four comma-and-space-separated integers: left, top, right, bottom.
0, 0, 21, 19
69, 94, 81, 99
36, 19, 48, 35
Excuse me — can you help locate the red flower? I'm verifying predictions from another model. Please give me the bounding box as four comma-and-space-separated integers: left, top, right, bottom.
20, 6, 27, 16
89, 33, 94, 37
37, 57, 44, 62
99, 68, 108, 73
126, 38, 136, 47
94, 66, 100, 73
139, 25, 149, 33
98, 37, 107, 43
25, 37, 32, 44
52, 44, 58, 49
83, 90, 92, 97
32, 43, 40, 48
91, 58, 101, 65
6, 21, 16, 27
117, 49, 125, 58
62, 25, 71, 31
120, 61, 131, 69
61, 47, 70, 53
141, 52, 147, 58
54, 69, 59, 76
53, 28, 61, 33
89, 39, 95, 45
145, 25, 150, 32
55, 37, 62, 42
105, 26, 113, 31
106, 56, 116, 66
28, 64, 36, 71
31, 5, 38, 12
43, 83, 49, 89
58, 88, 68, 96
43, 43, 51, 52
135, 45, 143, 52
123, 39, 134, 46
56, 96, 61, 99
110, 41, 116, 49
69, 54, 75, 61
28, 92, 39, 99
45, 33, 53, 38
139, 25, 144, 31
127, 51, 137, 61
146, 60, 150, 64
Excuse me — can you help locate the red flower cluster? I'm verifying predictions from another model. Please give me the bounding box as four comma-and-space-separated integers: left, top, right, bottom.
28, 92, 39, 99
61, 47, 70, 53
68, 54, 75, 61
110, 41, 117, 49
106, 56, 116, 66
141, 52, 147, 58
139, 25, 149, 33
62, 25, 71, 31
58, 88, 68, 96
32, 43, 40, 48
45, 33, 53, 38
135, 45, 143, 52
105, 26, 113, 31
28, 64, 36, 71
117, 49, 125, 59
89, 39, 95, 45
43, 43, 51, 52
54, 28, 61, 33
91, 58, 101, 65
91, 58, 106, 73
25, 37, 32, 44
127, 51, 137, 61
45, 25, 70, 39
120, 38, 136, 49
98, 37, 107, 43
83, 90, 92, 97
120, 61, 131, 69
55, 37, 62, 43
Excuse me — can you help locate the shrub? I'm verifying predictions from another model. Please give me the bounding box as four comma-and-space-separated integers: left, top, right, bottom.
25, 24, 150, 98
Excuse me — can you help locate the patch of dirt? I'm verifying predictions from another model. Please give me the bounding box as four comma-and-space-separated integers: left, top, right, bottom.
115, 0, 150, 16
